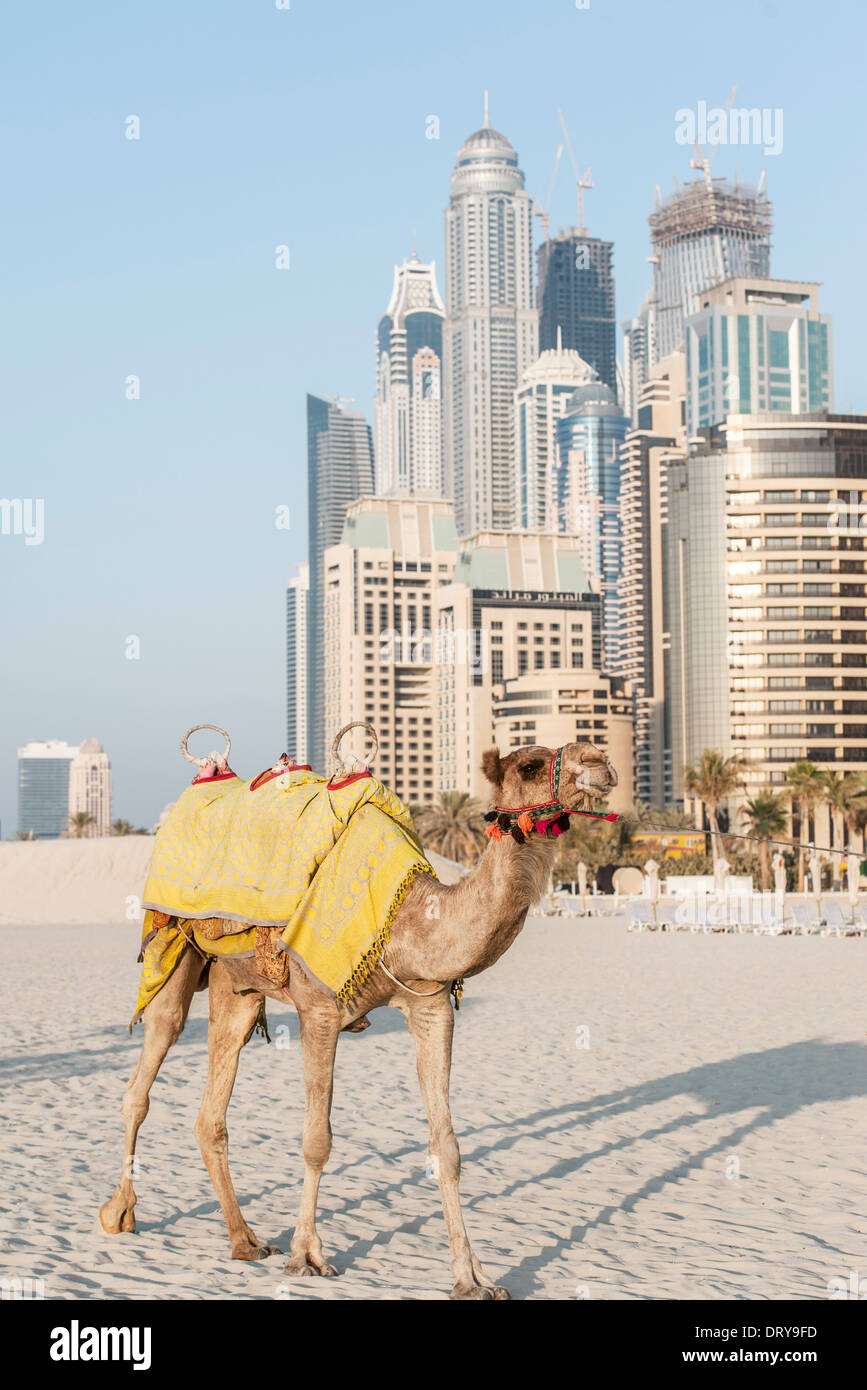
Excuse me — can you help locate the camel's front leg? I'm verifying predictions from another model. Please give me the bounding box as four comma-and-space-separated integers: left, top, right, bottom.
284, 1004, 340, 1278
195, 962, 281, 1261
407, 993, 510, 1300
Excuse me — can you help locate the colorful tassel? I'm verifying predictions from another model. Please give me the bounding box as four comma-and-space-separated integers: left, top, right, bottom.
517, 811, 534, 835
510, 825, 526, 845
483, 810, 498, 824
535, 819, 551, 835
486, 824, 504, 840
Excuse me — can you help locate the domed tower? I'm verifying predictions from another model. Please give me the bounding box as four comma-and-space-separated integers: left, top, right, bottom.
443, 101, 538, 536
68, 738, 112, 836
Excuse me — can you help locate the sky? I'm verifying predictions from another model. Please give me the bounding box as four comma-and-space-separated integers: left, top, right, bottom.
1, 0, 865, 833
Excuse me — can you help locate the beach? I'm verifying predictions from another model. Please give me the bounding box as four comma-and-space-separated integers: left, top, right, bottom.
1, 905, 864, 1301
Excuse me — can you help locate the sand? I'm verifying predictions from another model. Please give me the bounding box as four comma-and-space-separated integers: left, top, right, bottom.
1, 907, 864, 1301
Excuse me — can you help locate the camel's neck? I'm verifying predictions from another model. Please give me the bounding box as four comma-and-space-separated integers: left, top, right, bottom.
393, 834, 556, 983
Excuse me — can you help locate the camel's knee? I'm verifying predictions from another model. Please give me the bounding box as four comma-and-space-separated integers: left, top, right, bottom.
302, 1119, 332, 1172
195, 1115, 228, 1155
121, 1090, 149, 1131
432, 1129, 460, 1182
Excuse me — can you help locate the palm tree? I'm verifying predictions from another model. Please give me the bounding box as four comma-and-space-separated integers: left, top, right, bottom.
785, 761, 825, 891
413, 791, 488, 866
820, 772, 862, 883
740, 790, 789, 890
682, 749, 749, 864
66, 811, 95, 839
112, 819, 135, 836
842, 774, 867, 855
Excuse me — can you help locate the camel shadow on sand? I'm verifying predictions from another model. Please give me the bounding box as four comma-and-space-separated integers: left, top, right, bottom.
291, 1036, 866, 1297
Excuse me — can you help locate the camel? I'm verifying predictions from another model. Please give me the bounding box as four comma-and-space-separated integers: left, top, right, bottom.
99, 739, 617, 1299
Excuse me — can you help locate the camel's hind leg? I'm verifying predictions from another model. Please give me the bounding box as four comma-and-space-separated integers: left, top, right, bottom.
99, 947, 206, 1235
284, 988, 341, 1278
194, 961, 280, 1261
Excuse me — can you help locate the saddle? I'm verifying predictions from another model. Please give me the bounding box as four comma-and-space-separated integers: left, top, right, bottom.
133, 728, 435, 1028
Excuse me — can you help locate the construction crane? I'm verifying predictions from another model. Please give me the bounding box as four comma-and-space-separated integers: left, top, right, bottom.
690, 86, 737, 187
533, 143, 563, 244
557, 108, 593, 236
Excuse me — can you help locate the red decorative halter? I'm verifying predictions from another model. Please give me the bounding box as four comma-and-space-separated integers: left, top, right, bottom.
485, 746, 618, 842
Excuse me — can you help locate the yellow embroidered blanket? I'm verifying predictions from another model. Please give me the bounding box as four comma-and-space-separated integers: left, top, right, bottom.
133, 768, 434, 1021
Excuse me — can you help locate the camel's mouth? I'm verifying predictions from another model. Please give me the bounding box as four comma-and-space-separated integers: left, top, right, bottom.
560, 747, 618, 810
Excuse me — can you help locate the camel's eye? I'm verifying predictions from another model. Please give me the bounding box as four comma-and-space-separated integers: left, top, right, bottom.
519, 759, 545, 779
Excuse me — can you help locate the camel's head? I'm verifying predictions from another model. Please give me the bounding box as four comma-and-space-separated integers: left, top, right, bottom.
480, 741, 618, 843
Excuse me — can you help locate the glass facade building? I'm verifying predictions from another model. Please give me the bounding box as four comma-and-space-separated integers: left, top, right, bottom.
537, 231, 617, 394
306, 395, 374, 768
684, 278, 832, 437
555, 382, 630, 672
17, 740, 78, 838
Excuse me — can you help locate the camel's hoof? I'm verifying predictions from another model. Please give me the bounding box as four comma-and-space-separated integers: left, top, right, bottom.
98, 1201, 135, 1235
284, 1258, 339, 1278
232, 1242, 281, 1262
450, 1282, 510, 1300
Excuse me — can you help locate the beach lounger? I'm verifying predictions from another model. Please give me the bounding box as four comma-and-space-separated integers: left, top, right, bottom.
820, 901, 858, 936
791, 902, 823, 936
627, 901, 654, 932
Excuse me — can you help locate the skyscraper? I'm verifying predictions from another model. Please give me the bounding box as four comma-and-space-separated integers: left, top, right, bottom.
68, 738, 112, 835
555, 379, 630, 672
684, 277, 833, 438
374, 252, 446, 497
322, 496, 458, 804
620, 353, 687, 806
443, 109, 537, 536
286, 562, 309, 762
17, 740, 78, 838
621, 292, 658, 425
664, 412, 867, 813
307, 395, 374, 768
513, 330, 598, 530
649, 176, 772, 363
537, 231, 616, 393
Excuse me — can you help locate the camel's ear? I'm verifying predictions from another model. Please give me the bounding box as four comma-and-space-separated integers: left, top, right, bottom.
480, 747, 504, 789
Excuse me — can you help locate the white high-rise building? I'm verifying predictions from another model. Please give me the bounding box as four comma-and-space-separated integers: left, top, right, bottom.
443, 108, 538, 535
286, 562, 309, 762
513, 328, 597, 530
68, 738, 112, 835
322, 496, 459, 805
374, 253, 445, 497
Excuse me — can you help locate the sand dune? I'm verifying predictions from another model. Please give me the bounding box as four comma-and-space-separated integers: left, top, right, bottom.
0, 840, 465, 928
0, 911, 864, 1300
